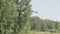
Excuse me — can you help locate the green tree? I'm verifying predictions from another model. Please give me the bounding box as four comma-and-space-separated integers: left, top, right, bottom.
30, 16, 42, 31
0, 0, 18, 34
30, 16, 60, 32
0, 0, 32, 34
16, 0, 32, 34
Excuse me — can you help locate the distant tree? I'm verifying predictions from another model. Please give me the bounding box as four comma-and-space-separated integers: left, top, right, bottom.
30, 16, 60, 32
30, 16, 42, 31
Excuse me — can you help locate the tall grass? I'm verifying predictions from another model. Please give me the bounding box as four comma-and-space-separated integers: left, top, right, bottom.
27, 31, 60, 34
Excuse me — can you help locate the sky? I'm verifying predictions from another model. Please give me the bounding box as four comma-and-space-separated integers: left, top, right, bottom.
31, 0, 60, 21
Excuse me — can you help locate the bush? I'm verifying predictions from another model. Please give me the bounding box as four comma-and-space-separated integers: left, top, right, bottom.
50, 29, 58, 33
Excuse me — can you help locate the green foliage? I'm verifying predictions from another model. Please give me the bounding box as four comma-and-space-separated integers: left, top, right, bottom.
30, 16, 60, 32
30, 16, 42, 31
17, 0, 31, 34
0, 0, 31, 34
0, 0, 18, 34
50, 29, 58, 33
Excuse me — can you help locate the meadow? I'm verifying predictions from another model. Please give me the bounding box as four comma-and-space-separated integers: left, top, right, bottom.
28, 31, 60, 34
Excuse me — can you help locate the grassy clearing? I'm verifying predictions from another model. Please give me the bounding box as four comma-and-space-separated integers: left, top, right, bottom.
27, 31, 60, 34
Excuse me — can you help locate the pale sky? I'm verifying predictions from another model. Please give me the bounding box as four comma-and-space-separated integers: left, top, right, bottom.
31, 0, 60, 21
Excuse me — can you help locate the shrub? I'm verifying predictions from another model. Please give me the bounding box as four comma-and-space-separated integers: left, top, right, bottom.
50, 29, 58, 33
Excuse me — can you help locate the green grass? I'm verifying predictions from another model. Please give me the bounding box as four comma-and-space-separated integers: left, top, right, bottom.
27, 31, 60, 34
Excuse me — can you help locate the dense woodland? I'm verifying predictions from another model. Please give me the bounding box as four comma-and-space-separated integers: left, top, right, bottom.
30, 16, 60, 32
0, 0, 60, 34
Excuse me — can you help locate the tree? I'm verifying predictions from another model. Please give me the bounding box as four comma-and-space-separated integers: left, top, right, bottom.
0, 0, 18, 34
0, 0, 32, 34
30, 16, 60, 32
30, 16, 42, 31
16, 0, 32, 34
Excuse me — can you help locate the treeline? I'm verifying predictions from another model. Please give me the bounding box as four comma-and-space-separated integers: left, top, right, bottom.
0, 0, 31, 34
30, 16, 60, 32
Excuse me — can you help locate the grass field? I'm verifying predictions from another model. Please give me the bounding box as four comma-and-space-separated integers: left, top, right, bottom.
28, 31, 60, 34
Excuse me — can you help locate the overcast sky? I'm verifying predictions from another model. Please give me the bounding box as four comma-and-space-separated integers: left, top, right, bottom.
31, 0, 60, 21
